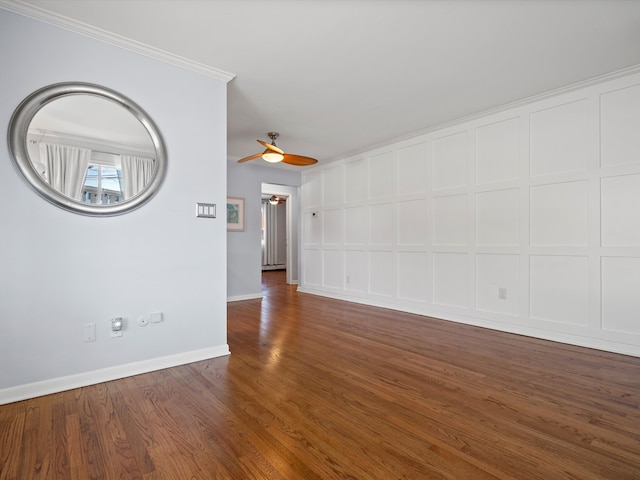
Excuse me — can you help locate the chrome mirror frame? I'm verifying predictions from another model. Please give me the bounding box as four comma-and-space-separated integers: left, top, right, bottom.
8, 82, 167, 216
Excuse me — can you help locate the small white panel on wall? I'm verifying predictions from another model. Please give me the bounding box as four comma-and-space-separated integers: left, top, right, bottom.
303, 171, 322, 208
601, 83, 640, 167
476, 254, 519, 315
601, 256, 640, 335
303, 210, 322, 245
303, 249, 323, 286
433, 131, 468, 191
476, 189, 519, 246
433, 253, 468, 308
398, 199, 427, 246
397, 142, 427, 195
323, 250, 344, 289
369, 151, 395, 200
530, 99, 588, 177
323, 209, 344, 245
433, 195, 468, 246
369, 203, 394, 246
476, 117, 520, 185
369, 251, 394, 297
601, 174, 640, 247
345, 159, 367, 203
323, 165, 344, 207
345, 206, 368, 245
530, 255, 588, 326
397, 252, 427, 302
345, 250, 367, 293
530, 181, 588, 246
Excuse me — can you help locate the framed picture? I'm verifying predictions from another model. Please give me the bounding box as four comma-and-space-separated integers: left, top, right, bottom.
227, 197, 245, 231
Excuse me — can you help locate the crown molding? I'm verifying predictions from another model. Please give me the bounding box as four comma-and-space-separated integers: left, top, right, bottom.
0, 0, 236, 83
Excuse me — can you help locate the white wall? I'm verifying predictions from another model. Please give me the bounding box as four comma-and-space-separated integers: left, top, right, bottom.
227, 161, 300, 300
0, 9, 229, 403
300, 67, 640, 357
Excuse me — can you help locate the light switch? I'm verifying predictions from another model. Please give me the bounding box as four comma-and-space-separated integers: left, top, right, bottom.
196, 203, 216, 218
150, 312, 163, 323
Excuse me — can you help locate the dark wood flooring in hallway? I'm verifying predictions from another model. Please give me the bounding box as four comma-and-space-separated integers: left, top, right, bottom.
1, 270, 640, 479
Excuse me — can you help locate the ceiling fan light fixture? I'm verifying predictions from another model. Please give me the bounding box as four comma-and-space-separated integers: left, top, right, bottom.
262, 150, 284, 163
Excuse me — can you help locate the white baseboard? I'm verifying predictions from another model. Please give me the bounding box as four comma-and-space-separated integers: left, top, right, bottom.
0, 344, 230, 405
227, 293, 263, 302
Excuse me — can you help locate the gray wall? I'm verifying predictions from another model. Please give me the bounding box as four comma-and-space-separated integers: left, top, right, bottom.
227, 161, 300, 299
0, 9, 229, 402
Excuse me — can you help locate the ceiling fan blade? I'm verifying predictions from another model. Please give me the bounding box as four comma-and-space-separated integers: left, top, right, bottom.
281, 154, 318, 166
237, 152, 263, 163
257, 139, 284, 154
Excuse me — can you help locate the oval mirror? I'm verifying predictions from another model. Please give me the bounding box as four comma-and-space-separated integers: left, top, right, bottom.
8, 82, 167, 216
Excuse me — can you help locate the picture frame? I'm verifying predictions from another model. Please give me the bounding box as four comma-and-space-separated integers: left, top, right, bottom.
227, 196, 245, 231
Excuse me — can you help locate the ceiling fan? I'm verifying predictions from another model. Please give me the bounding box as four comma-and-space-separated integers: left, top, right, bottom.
237, 132, 318, 166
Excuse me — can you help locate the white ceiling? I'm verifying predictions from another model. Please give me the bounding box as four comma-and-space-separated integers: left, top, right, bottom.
6, 0, 640, 167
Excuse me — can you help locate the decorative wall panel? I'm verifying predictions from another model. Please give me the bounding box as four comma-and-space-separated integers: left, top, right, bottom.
601, 173, 640, 247
398, 252, 427, 302
476, 117, 520, 185
345, 250, 367, 293
323, 209, 343, 245
344, 206, 368, 245
476, 254, 519, 315
369, 151, 395, 200
530, 100, 588, 176
397, 142, 427, 195
433, 253, 468, 308
398, 199, 427, 246
323, 250, 344, 289
601, 83, 640, 167
303, 210, 322, 245
303, 171, 322, 208
345, 159, 367, 203
601, 256, 640, 335
433, 194, 467, 246
369, 250, 394, 297
530, 181, 588, 246
530, 255, 588, 326
369, 203, 394, 246
303, 249, 323, 286
476, 188, 519, 246
323, 165, 344, 207
432, 131, 467, 190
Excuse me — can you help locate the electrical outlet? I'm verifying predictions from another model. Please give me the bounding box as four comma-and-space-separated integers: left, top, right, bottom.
498, 287, 507, 300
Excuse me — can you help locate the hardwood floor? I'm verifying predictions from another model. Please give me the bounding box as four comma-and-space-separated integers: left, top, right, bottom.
2, 270, 640, 479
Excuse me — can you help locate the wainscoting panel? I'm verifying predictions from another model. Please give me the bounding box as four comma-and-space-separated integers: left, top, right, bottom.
530, 180, 589, 246
476, 117, 520, 185
529, 99, 588, 177
432, 131, 468, 191
476, 188, 520, 246
299, 67, 640, 357
600, 82, 640, 167
433, 194, 468, 246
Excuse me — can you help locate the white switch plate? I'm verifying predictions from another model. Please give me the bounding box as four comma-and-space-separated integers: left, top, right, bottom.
196, 203, 216, 218
150, 312, 163, 323
83, 323, 96, 342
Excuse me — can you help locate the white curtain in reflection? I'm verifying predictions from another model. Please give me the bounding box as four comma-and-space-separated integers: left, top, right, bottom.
39, 143, 91, 200
121, 155, 154, 199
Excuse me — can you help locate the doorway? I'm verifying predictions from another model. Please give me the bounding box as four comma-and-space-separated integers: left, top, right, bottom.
261, 182, 299, 285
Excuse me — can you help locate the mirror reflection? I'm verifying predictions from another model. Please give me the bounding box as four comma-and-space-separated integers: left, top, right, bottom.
27, 94, 156, 205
